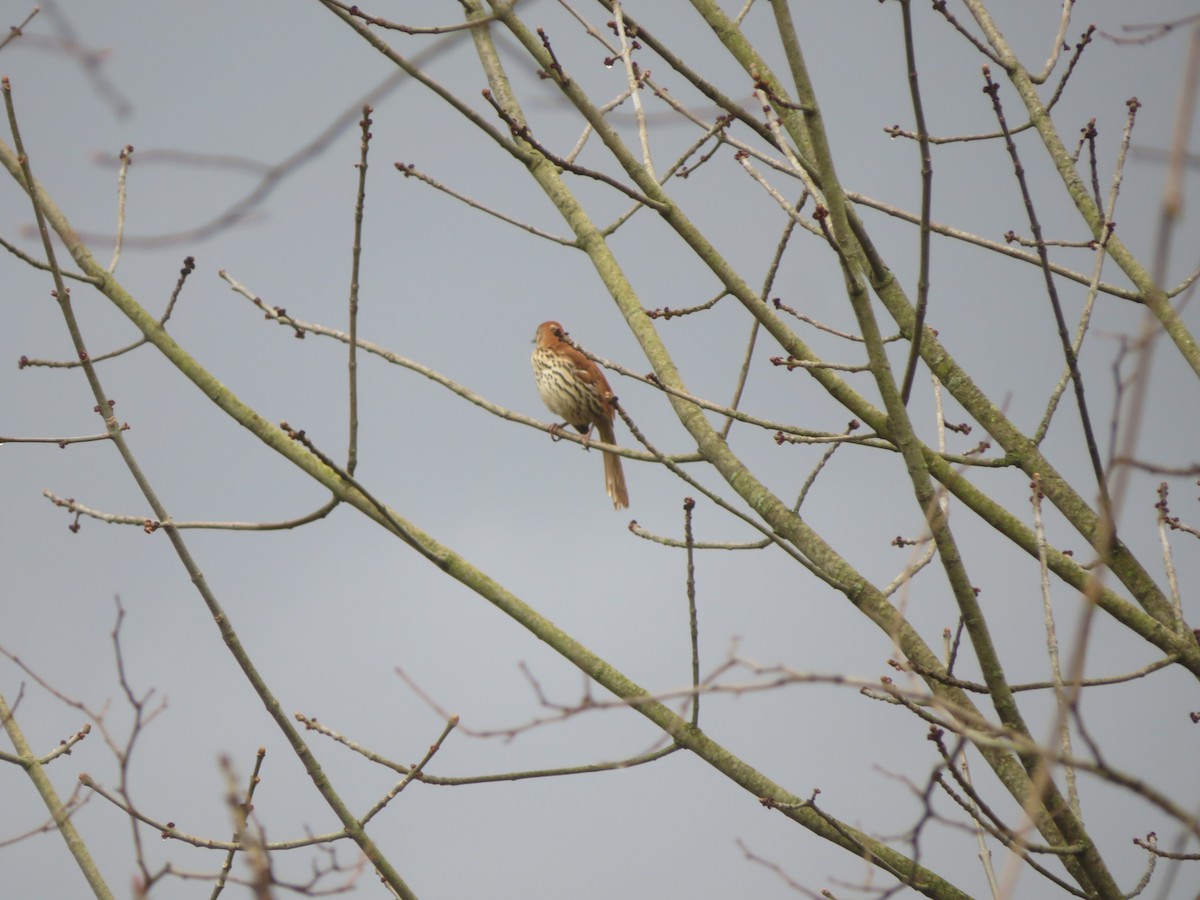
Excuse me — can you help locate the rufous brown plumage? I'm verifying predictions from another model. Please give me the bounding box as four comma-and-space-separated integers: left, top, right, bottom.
531, 321, 629, 510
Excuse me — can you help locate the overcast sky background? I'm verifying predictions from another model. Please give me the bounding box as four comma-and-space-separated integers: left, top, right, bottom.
3, 2, 1199, 898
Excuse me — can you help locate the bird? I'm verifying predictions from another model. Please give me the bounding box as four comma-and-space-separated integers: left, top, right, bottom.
531, 321, 630, 510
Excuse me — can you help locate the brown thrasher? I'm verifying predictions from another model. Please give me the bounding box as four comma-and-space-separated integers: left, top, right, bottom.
531, 321, 630, 510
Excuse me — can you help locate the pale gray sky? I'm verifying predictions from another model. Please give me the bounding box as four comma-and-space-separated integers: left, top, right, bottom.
2, 2, 1199, 898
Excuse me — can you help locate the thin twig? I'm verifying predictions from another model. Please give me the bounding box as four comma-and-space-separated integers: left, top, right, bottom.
896, 0, 933, 404
982, 66, 1112, 524
347, 106, 371, 477
482, 88, 668, 211
682, 498, 701, 726
611, 2, 654, 180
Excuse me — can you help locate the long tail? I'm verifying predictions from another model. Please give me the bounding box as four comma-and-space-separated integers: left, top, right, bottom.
596, 419, 629, 510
